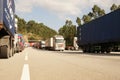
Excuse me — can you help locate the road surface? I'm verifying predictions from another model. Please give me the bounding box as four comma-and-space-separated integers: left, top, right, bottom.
0, 47, 120, 80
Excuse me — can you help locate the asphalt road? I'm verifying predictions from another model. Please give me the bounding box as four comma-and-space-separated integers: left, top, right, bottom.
0, 47, 120, 80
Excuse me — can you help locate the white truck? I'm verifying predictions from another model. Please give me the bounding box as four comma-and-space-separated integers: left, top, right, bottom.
39, 40, 46, 49
45, 35, 65, 51
73, 37, 79, 50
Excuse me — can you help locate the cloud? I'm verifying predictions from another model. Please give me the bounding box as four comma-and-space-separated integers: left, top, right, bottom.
16, 0, 120, 18
16, 0, 34, 13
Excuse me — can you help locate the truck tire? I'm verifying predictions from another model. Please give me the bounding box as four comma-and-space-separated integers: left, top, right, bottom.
9, 47, 12, 57
0, 46, 10, 58
12, 47, 15, 56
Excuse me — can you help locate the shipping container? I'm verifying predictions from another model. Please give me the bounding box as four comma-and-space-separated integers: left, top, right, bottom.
77, 9, 120, 53
0, 0, 15, 58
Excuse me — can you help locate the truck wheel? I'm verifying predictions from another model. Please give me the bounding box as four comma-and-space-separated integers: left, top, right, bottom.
106, 50, 110, 54
101, 51, 105, 54
83, 50, 86, 53
1, 46, 10, 58
9, 48, 12, 57
12, 48, 15, 56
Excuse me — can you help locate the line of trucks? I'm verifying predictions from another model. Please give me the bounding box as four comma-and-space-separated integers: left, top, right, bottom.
0, 0, 25, 58
33, 35, 79, 51
77, 9, 120, 53
1, 0, 119, 59
33, 35, 66, 51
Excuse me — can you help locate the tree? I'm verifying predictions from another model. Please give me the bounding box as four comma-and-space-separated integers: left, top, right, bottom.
26, 20, 36, 33
88, 12, 94, 18
92, 5, 105, 18
110, 4, 118, 11
59, 20, 76, 46
82, 15, 92, 24
76, 4, 106, 25
16, 15, 27, 34
98, 9, 105, 16
92, 5, 101, 18
65, 20, 72, 26
76, 17, 81, 26
26, 20, 57, 40
118, 5, 120, 9
16, 15, 57, 40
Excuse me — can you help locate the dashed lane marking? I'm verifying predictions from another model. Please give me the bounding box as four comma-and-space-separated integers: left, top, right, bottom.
25, 53, 28, 61
21, 64, 30, 80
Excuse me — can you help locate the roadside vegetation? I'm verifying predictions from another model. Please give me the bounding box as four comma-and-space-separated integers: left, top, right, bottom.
16, 15, 57, 41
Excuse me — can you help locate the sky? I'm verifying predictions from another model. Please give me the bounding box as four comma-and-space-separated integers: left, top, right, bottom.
15, 0, 120, 31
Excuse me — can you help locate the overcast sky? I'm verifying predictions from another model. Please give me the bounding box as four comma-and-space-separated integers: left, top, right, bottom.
15, 0, 120, 31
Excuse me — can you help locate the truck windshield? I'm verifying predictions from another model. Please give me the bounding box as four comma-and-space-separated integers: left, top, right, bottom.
55, 39, 64, 43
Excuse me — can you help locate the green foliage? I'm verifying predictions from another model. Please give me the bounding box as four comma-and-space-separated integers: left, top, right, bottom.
82, 15, 92, 24
15, 15, 27, 34
78, 5, 106, 24
92, 5, 100, 14
88, 12, 94, 18
16, 16, 57, 41
59, 20, 76, 46
110, 4, 118, 11
76, 17, 81, 26
118, 5, 120, 9
98, 9, 105, 16
110, 4, 120, 11
92, 5, 105, 18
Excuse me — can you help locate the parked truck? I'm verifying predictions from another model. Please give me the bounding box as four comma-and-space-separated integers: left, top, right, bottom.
14, 34, 25, 53
45, 35, 65, 51
65, 37, 79, 50
34, 40, 46, 49
0, 0, 15, 58
14, 18, 18, 53
77, 9, 120, 53
39, 40, 45, 49
73, 37, 79, 50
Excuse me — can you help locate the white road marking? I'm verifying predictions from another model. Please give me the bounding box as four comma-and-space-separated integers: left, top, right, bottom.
21, 64, 30, 80
25, 56, 28, 61
25, 53, 28, 61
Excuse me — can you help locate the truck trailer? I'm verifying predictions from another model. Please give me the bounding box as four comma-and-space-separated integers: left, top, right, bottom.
0, 0, 15, 58
77, 9, 120, 53
45, 35, 65, 51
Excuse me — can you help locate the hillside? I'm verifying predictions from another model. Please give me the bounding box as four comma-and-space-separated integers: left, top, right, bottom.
16, 15, 57, 41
